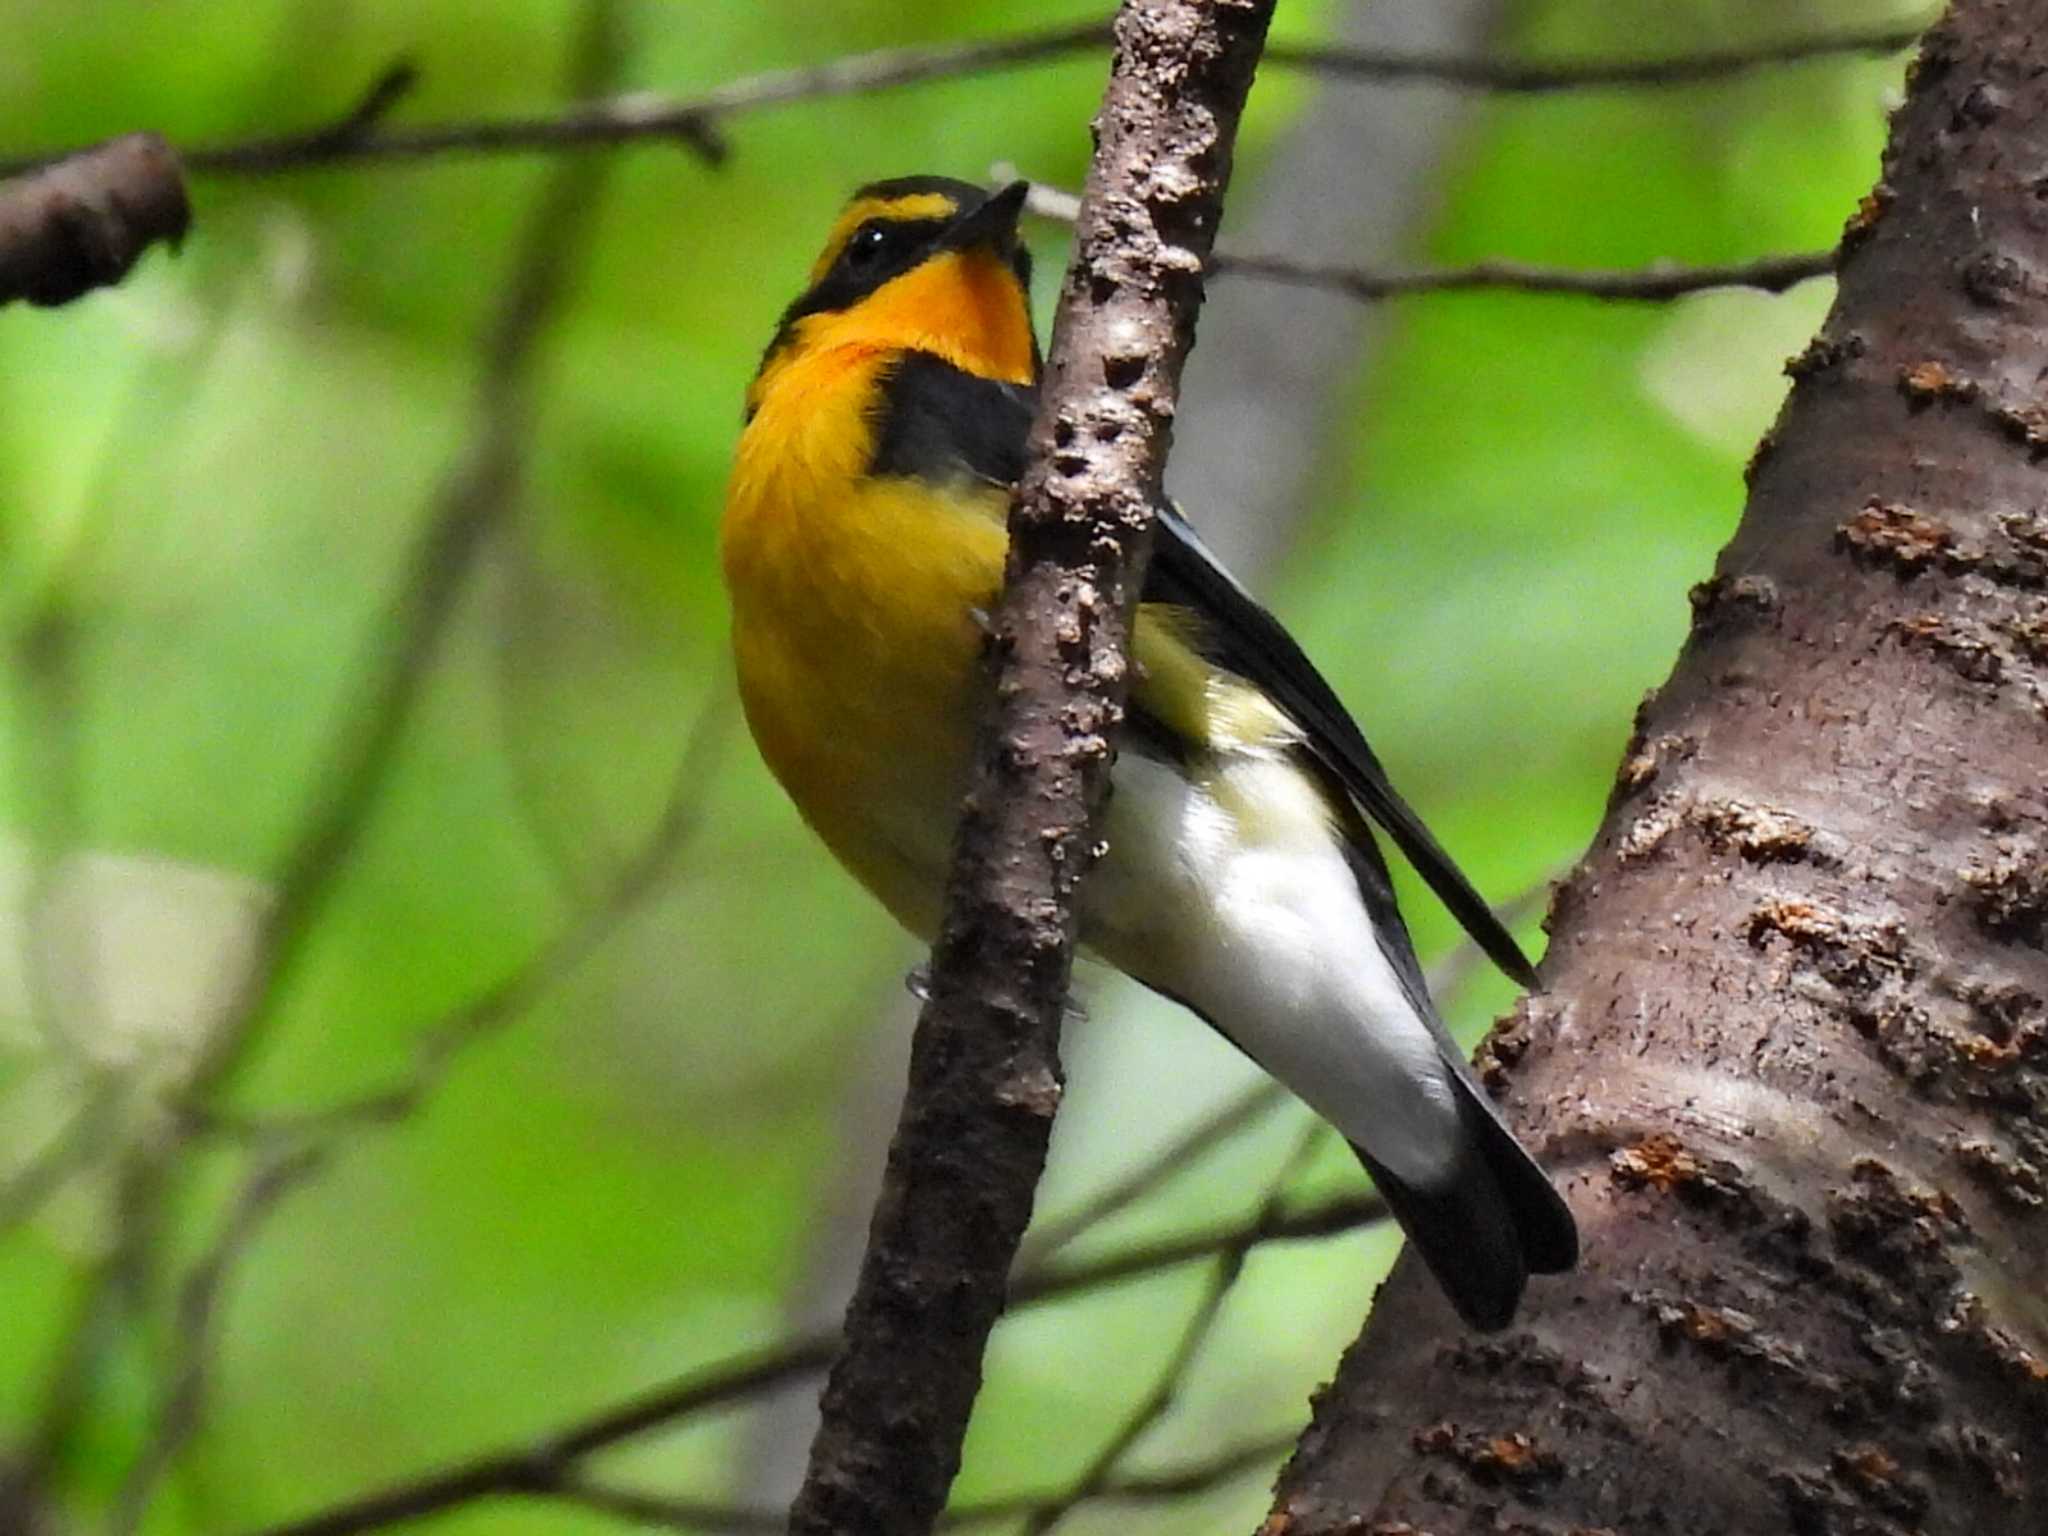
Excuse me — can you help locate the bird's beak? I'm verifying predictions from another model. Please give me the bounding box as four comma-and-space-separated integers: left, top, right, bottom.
942, 180, 1029, 254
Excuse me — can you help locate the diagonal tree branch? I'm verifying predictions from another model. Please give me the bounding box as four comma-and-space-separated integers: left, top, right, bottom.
188, 688, 731, 1143
953, 1432, 1301, 1526
537, 1480, 784, 1533
782, 3, 1276, 1532
10, 1150, 172, 1517
108, 1142, 329, 1536
0, 1087, 114, 1235
237, 1192, 1385, 1536
0, 11, 632, 1530
1019, 1078, 1293, 1265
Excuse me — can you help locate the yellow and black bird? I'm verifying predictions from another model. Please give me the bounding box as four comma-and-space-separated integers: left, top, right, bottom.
721, 176, 1577, 1330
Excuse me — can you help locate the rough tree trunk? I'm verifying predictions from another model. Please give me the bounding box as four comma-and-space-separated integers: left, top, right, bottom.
1268, 3, 2048, 1532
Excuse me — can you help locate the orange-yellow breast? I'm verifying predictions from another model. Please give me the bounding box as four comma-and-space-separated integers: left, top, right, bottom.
723, 242, 1038, 933
723, 341, 1008, 935
721, 244, 1305, 940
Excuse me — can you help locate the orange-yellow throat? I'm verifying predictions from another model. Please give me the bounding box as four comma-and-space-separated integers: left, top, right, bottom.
722, 242, 1032, 936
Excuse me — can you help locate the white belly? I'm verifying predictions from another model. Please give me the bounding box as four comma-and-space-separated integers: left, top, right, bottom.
1081, 750, 1463, 1189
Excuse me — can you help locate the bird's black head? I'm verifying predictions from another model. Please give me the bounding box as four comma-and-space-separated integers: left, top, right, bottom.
788, 176, 1033, 322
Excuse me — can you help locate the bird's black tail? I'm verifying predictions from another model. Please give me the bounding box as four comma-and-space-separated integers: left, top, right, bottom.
1352, 1076, 1577, 1332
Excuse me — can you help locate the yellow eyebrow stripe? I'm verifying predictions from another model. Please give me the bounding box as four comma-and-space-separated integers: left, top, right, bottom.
807, 192, 960, 284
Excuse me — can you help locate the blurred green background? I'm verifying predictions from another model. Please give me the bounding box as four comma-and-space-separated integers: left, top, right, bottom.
0, 1, 1916, 1532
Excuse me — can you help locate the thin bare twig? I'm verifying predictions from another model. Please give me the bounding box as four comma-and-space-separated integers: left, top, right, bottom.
238, 1191, 1386, 1536
781, 3, 1277, 1530
0, 1083, 119, 1235
288, 62, 423, 152
1018, 179, 1836, 303
1018, 1080, 1293, 1268
1021, 1123, 1328, 1536
177, 23, 1125, 174
176, 5, 627, 1114
955, 1431, 1300, 1523
1217, 247, 1837, 302
191, 689, 731, 1143
543, 1432, 1301, 1531
1261, 20, 1927, 92
0, 18, 1928, 182
109, 1142, 329, 1535
1018, 1191, 1386, 1302
541, 1479, 782, 1534
17, 1150, 173, 1501
16, 16, 632, 1530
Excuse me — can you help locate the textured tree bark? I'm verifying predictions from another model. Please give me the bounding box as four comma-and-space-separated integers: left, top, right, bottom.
1267, 3, 2048, 1532
782, 3, 1275, 1534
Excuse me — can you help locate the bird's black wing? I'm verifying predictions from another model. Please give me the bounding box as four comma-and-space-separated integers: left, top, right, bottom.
863, 357, 1534, 988
869, 351, 1033, 488
1143, 502, 1538, 989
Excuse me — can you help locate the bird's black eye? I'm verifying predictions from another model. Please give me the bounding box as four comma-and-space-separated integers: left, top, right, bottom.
843, 222, 896, 270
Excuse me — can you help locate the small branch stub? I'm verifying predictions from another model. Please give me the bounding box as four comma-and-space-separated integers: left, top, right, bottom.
0, 133, 189, 306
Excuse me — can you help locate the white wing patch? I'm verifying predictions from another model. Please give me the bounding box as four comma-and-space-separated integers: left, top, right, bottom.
1082, 750, 1464, 1189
